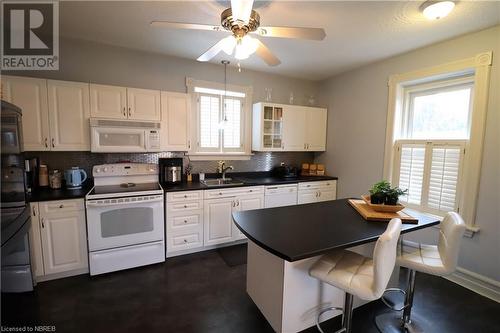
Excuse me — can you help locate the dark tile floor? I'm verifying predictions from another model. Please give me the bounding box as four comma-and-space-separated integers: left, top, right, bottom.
2, 244, 499, 333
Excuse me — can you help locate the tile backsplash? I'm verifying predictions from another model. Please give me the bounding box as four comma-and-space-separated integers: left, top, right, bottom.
26, 151, 315, 177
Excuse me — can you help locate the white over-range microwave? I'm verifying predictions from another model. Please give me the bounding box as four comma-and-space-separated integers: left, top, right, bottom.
90, 119, 161, 153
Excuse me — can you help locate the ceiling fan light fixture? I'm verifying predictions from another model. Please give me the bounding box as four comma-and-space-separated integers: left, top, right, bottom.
421, 1, 455, 20
221, 36, 237, 55
234, 35, 259, 60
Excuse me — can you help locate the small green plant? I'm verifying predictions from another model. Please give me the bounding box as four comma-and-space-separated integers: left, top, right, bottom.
368, 180, 407, 205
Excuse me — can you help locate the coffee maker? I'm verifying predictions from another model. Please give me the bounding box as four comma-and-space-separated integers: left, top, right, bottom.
159, 158, 183, 184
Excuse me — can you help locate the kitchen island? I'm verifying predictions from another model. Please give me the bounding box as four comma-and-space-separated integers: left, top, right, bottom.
232, 198, 440, 333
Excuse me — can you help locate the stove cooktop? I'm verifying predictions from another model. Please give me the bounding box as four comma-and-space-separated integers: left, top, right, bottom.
87, 182, 162, 198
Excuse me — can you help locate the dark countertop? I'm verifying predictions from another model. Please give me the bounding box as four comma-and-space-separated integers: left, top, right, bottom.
27, 180, 94, 202
232, 198, 440, 262
162, 172, 337, 192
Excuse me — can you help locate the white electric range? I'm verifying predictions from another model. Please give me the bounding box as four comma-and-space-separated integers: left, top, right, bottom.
85, 163, 165, 276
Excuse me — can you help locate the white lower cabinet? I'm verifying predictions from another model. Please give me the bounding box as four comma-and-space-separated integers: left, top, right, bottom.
298, 180, 337, 204
29, 199, 88, 280
233, 195, 264, 240
166, 191, 204, 256
204, 198, 235, 246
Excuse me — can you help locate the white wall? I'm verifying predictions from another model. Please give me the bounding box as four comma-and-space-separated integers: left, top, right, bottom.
316, 25, 500, 281
3, 37, 320, 106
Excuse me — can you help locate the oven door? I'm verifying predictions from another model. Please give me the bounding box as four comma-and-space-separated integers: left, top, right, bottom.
91, 126, 147, 153
86, 194, 164, 252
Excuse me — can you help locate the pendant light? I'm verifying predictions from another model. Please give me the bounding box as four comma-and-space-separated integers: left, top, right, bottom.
220, 60, 230, 129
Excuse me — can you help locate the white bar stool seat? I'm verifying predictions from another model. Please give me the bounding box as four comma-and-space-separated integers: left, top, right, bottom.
310, 218, 402, 333
376, 212, 466, 333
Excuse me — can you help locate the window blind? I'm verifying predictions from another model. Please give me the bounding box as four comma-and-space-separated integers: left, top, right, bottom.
223, 97, 242, 148
199, 95, 220, 148
395, 141, 465, 214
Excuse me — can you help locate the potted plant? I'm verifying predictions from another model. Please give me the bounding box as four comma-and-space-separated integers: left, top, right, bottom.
185, 163, 193, 182
384, 186, 408, 205
369, 180, 391, 204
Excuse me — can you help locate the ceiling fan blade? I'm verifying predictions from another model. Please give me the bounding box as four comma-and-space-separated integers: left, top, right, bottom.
231, 0, 254, 24
150, 21, 223, 32
255, 39, 281, 66
197, 38, 227, 62
254, 26, 326, 40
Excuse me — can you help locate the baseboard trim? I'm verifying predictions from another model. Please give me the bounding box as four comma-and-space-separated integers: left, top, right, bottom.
444, 267, 500, 303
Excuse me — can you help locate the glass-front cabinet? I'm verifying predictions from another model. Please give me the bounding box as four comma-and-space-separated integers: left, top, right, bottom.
253, 103, 285, 151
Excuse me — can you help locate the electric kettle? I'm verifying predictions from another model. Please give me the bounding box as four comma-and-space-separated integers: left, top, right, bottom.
64, 167, 87, 189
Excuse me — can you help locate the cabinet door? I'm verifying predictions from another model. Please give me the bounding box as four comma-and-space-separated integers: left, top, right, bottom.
127, 88, 161, 121
297, 190, 319, 204
318, 189, 336, 202
3, 76, 50, 151
160, 92, 190, 151
204, 198, 235, 246
90, 84, 127, 119
283, 106, 306, 151
28, 203, 44, 277
40, 210, 88, 275
306, 108, 327, 151
234, 195, 264, 240
47, 80, 90, 151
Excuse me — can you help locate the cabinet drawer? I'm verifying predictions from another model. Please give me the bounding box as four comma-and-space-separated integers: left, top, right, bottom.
167, 190, 202, 203
167, 230, 203, 252
298, 180, 336, 190
169, 213, 201, 228
204, 186, 264, 199
167, 201, 202, 212
39, 199, 84, 215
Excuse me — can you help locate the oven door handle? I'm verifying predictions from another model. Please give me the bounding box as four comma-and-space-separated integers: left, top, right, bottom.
86, 195, 163, 207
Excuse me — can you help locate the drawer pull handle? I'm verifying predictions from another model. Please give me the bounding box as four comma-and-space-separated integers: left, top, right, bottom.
184, 195, 187, 198
219, 192, 222, 195
183, 239, 187, 243
249, 190, 253, 192
184, 205, 187, 208
184, 220, 187, 223
59, 204, 64, 208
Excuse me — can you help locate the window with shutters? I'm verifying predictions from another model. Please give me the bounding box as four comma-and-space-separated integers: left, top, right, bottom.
392, 76, 472, 215
195, 87, 246, 154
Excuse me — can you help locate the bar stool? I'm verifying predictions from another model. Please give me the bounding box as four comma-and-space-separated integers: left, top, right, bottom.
375, 212, 466, 333
309, 218, 402, 333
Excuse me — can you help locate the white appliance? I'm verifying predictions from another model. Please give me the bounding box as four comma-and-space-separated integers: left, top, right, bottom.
90, 119, 161, 153
264, 184, 298, 208
85, 163, 165, 276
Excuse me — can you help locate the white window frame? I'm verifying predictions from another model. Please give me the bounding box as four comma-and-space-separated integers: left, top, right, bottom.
186, 77, 253, 160
383, 52, 492, 234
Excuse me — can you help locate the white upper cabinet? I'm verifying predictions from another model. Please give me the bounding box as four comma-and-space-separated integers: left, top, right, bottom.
160, 91, 190, 151
3, 76, 50, 151
90, 84, 160, 121
305, 107, 327, 151
253, 102, 327, 152
90, 84, 127, 119
283, 105, 306, 151
127, 88, 160, 121
47, 80, 90, 151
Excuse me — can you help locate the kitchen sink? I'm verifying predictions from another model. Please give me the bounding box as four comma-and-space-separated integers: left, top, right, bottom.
201, 178, 245, 187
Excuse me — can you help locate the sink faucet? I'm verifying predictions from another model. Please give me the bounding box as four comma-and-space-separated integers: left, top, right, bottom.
217, 161, 234, 180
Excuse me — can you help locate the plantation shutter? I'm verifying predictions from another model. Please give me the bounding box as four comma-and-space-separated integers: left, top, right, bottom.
394, 141, 465, 214
426, 144, 464, 212
397, 144, 425, 205
199, 94, 220, 149
223, 97, 242, 149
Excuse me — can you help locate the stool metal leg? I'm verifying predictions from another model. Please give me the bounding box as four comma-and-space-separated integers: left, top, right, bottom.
343, 293, 354, 333
375, 269, 430, 333
315, 293, 354, 333
402, 269, 416, 326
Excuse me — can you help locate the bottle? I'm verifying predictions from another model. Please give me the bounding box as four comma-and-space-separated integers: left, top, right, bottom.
39, 164, 49, 187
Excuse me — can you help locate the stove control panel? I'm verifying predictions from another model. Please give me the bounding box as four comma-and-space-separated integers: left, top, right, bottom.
93, 163, 158, 177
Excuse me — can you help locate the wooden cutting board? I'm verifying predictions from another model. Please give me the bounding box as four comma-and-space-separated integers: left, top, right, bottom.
348, 199, 418, 224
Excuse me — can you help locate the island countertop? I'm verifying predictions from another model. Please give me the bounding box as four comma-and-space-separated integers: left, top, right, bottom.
232, 198, 440, 262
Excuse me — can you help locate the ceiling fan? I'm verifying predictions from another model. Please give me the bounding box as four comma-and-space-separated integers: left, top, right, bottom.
151, 0, 326, 66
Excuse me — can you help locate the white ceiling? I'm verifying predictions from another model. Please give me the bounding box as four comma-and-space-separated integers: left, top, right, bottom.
60, 1, 500, 80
